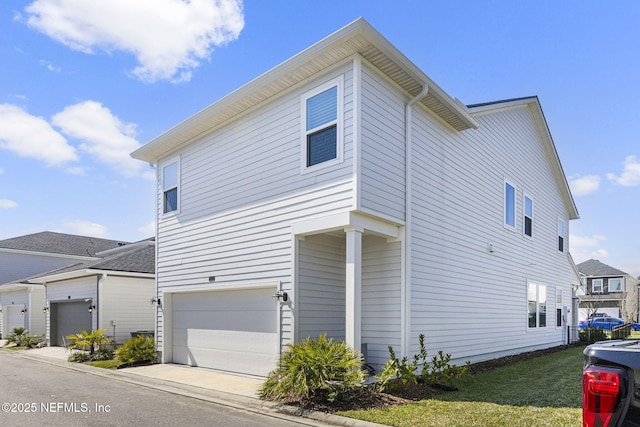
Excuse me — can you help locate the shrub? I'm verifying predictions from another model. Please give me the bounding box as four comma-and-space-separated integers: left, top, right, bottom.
580, 326, 607, 343
115, 335, 156, 364
68, 351, 90, 363
5, 327, 42, 348
66, 329, 112, 356
376, 333, 469, 392
259, 333, 365, 402
92, 348, 115, 361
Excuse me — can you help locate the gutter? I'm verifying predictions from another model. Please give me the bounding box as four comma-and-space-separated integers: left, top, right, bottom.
403, 84, 429, 357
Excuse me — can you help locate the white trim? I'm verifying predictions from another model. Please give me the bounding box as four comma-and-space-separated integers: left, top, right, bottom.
608, 277, 624, 293
160, 281, 279, 295
352, 56, 362, 210
300, 76, 344, 174
526, 281, 548, 330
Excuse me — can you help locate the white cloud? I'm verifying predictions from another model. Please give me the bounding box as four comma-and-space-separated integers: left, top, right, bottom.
39, 59, 61, 72
0, 104, 77, 166
24, 0, 245, 83
62, 220, 109, 238
0, 199, 18, 209
52, 101, 143, 176
570, 234, 609, 262
138, 220, 156, 237
568, 174, 600, 196
606, 155, 640, 186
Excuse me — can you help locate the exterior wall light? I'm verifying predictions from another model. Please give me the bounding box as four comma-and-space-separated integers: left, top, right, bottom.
88, 305, 96, 313
273, 290, 288, 302
43, 306, 49, 314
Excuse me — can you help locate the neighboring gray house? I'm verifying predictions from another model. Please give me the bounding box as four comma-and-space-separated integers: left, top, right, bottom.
25, 239, 156, 346
132, 18, 581, 377
0, 232, 128, 339
577, 259, 640, 321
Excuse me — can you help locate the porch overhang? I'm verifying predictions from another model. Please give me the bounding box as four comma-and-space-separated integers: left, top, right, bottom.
291, 211, 401, 240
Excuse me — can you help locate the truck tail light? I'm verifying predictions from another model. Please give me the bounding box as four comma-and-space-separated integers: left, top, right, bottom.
583, 366, 621, 427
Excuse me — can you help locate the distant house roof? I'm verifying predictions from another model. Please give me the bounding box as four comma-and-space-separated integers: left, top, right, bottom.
0, 232, 129, 258
577, 259, 627, 277
24, 244, 155, 284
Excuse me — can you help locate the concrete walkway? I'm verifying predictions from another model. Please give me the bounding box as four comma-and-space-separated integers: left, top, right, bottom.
0, 342, 384, 427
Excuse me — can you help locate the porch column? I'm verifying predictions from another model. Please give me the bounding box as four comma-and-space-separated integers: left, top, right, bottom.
345, 226, 363, 352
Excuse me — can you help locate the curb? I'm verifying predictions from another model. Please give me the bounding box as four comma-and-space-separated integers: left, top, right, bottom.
1, 348, 385, 427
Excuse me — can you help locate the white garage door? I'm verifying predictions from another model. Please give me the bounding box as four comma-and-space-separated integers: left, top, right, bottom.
6, 306, 24, 335
172, 287, 277, 377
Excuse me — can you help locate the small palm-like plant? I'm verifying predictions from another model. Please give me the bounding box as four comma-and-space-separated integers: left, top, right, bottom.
66, 329, 112, 356
5, 328, 41, 348
259, 333, 365, 402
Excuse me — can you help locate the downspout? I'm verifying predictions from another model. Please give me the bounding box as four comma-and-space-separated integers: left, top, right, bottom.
96, 274, 106, 331
404, 84, 429, 358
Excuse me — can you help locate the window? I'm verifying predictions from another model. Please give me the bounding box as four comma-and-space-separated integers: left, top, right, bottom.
302, 78, 342, 170
608, 278, 624, 292
557, 219, 565, 252
524, 195, 533, 237
162, 160, 178, 214
592, 279, 603, 293
528, 282, 547, 328
504, 181, 516, 229
556, 288, 563, 327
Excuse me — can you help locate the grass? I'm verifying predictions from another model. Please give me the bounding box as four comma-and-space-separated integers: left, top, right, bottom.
339, 345, 585, 427
85, 360, 121, 369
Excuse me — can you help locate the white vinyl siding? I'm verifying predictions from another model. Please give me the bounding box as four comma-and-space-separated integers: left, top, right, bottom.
359, 64, 406, 221
99, 277, 155, 344
155, 66, 355, 354
361, 235, 401, 369
297, 234, 346, 340
409, 103, 575, 363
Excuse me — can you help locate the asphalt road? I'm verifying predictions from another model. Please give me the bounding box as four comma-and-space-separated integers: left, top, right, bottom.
0, 351, 323, 427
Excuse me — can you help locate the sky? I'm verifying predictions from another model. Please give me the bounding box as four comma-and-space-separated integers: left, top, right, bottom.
0, 1, 638, 277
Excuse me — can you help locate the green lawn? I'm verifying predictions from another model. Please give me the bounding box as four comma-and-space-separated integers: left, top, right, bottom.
339, 345, 585, 427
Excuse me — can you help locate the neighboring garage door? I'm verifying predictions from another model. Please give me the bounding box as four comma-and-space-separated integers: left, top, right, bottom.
51, 301, 92, 346
172, 287, 277, 376
6, 306, 24, 335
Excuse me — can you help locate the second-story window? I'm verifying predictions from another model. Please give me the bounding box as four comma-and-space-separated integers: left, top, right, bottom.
592, 279, 603, 293
557, 219, 565, 252
524, 195, 533, 237
608, 278, 624, 292
163, 160, 179, 214
504, 181, 516, 229
302, 77, 342, 171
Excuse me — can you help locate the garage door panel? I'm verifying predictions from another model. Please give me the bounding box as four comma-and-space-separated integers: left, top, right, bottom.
7, 306, 24, 333
172, 309, 275, 333
171, 288, 277, 376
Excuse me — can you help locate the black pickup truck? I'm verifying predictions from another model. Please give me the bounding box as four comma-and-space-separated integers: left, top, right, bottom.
583, 340, 640, 426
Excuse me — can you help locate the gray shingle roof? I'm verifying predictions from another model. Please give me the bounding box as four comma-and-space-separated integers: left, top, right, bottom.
577, 259, 627, 277
32, 245, 155, 278
0, 232, 129, 257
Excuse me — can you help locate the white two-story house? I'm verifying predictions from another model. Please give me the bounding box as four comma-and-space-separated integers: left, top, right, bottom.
132, 18, 580, 377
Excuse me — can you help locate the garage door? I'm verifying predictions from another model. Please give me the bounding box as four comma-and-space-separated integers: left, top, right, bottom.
6, 306, 24, 335
51, 301, 92, 346
172, 287, 277, 376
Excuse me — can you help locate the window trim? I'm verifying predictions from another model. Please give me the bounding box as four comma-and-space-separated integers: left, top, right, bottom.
300, 76, 343, 174
161, 157, 180, 215
523, 194, 533, 238
504, 179, 516, 231
592, 278, 603, 294
608, 278, 624, 293
556, 288, 563, 328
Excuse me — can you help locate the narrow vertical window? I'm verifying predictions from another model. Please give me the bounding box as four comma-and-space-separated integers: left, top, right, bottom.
163, 161, 178, 214
556, 288, 563, 327
524, 195, 533, 237
504, 181, 516, 229
557, 219, 565, 252
301, 78, 342, 171
528, 282, 547, 328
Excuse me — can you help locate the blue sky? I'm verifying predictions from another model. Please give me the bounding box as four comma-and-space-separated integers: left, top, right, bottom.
0, 1, 638, 277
